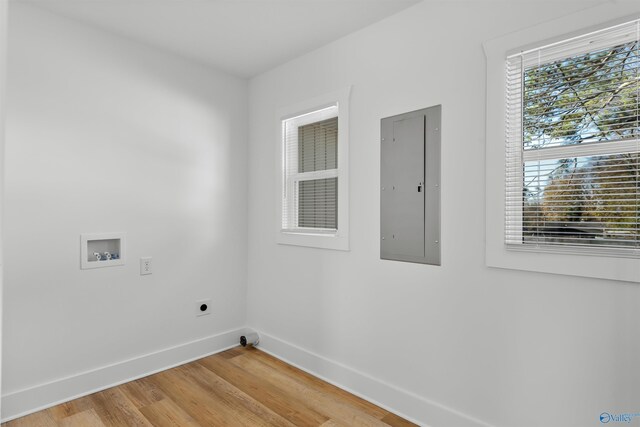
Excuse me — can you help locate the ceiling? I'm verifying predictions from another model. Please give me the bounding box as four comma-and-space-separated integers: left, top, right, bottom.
21, 0, 421, 77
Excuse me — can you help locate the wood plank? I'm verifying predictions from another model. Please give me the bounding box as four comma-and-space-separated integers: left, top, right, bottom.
176, 362, 295, 427
320, 420, 348, 427
138, 399, 200, 427
2, 411, 57, 427
218, 347, 246, 360
58, 409, 105, 427
143, 365, 278, 427
230, 351, 390, 426
197, 354, 329, 426
141, 370, 234, 426
381, 412, 419, 427
250, 348, 388, 419
120, 378, 166, 409
46, 396, 94, 421
88, 387, 153, 427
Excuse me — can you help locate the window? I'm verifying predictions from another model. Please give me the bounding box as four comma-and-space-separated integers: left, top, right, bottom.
282, 108, 338, 232
277, 88, 350, 250
505, 19, 639, 257
484, 6, 640, 282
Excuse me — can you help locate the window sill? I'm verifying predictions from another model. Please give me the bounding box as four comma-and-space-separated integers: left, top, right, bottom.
276, 230, 349, 251
486, 243, 639, 283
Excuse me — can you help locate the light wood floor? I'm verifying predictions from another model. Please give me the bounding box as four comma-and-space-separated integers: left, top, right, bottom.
3, 346, 417, 427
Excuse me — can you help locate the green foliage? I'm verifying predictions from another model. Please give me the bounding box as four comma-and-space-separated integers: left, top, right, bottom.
524, 41, 639, 146
522, 41, 639, 245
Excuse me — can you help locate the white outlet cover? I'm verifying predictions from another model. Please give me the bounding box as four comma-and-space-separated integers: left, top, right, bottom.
140, 257, 152, 275
196, 299, 212, 317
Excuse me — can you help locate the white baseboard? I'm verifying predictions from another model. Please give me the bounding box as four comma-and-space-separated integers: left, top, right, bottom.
255, 330, 495, 427
2, 327, 495, 427
1, 327, 246, 423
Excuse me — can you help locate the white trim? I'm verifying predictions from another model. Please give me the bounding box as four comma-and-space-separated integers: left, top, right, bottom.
1, 327, 247, 422
0, 1, 9, 418
483, 3, 640, 283
509, 18, 640, 68
0, 0, 8, 415
276, 87, 351, 251
255, 330, 495, 427
283, 104, 338, 128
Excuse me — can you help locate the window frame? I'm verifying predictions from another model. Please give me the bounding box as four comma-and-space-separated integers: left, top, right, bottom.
276, 87, 351, 251
283, 108, 339, 233
505, 35, 640, 257
483, 5, 640, 283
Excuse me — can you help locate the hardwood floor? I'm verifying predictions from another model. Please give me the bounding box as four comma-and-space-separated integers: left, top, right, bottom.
3, 347, 417, 427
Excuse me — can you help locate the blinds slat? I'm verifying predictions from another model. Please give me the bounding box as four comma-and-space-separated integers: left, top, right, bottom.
505, 19, 640, 253
282, 106, 339, 231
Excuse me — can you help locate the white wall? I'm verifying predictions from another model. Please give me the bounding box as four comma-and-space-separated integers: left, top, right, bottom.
2, 2, 248, 416
3, 1, 640, 425
0, 0, 8, 416
247, 2, 640, 426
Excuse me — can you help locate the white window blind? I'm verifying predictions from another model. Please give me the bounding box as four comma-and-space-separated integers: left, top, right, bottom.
506, 19, 640, 256
282, 105, 339, 233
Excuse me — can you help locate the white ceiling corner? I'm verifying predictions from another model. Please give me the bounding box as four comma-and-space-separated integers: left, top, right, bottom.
20, 0, 421, 77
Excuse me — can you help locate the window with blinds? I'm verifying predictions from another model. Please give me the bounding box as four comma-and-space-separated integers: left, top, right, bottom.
282, 106, 339, 232
506, 19, 640, 256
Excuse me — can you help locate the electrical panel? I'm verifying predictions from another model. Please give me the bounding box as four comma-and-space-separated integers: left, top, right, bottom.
380, 105, 441, 265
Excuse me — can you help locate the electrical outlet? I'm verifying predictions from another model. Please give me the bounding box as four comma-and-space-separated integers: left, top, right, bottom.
140, 257, 152, 275
196, 299, 211, 317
